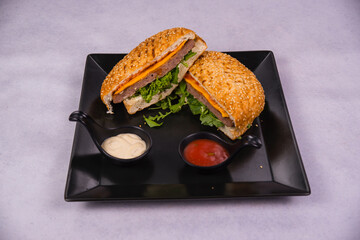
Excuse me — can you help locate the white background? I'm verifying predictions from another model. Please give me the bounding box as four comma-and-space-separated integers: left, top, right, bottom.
1, 0, 359, 239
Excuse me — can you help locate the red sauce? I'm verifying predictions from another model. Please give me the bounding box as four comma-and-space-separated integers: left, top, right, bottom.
184, 139, 230, 167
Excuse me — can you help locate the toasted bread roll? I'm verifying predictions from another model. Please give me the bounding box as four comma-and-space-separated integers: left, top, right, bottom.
185, 51, 265, 140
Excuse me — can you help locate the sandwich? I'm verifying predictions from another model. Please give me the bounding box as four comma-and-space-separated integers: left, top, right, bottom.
183, 51, 265, 140
100, 27, 207, 114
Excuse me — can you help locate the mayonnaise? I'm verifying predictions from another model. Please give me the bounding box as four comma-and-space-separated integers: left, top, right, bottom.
101, 133, 147, 159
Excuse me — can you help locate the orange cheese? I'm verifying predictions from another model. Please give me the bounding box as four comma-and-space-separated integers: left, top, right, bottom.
114, 40, 187, 95
184, 73, 229, 118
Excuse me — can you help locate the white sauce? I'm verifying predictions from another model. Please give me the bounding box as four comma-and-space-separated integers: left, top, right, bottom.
101, 133, 146, 159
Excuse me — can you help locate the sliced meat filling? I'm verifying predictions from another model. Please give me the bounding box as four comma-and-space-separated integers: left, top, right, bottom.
113, 39, 195, 103
186, 82, 234, 127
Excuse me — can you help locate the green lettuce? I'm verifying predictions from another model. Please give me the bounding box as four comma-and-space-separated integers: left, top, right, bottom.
143, 81, 188, 127
136, 66, 179, 103
187, 95, 224, 127
143, 81, 224, 128
181, 50, 197, 67
143, 112, 171, 127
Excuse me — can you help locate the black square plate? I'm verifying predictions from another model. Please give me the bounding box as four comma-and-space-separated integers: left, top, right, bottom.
65, 51, 310, 201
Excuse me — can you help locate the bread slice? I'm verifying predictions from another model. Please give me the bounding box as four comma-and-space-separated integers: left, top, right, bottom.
100, 27, 207, 114
186, 51, 265, 140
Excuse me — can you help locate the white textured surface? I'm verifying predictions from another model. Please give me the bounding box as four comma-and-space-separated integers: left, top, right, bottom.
1, 0, 360, 239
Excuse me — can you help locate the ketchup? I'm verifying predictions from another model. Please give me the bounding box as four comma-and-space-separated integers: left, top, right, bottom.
184, 139, 229, 167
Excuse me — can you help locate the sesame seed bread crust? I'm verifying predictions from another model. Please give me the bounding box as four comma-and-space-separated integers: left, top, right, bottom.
100, 27, 199, 113
188, 51, 265, 140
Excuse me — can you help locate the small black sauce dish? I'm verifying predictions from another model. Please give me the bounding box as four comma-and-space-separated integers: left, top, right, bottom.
178, 132, 262, 172
69, 111, 152, 165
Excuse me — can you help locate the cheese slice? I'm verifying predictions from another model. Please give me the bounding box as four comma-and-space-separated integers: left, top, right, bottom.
184, 73, 229, 118
114, 40, 187, 95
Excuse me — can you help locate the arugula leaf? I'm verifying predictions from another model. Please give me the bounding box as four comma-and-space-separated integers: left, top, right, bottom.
171, 66, 179, 83
143, 81, 189, 126
199, 109, 224, 127
183, 50, 197, 61
143, 111, 172, 127
181, 50, 197, 67
170, 81, 188, 113
144, 116, 163, 127
136, 67, 179, 103
175, 80, 188, 96
180, 60, 188, 67
144, 84, 225, 128
187, 95, 224, 127
187, 94, 204, 115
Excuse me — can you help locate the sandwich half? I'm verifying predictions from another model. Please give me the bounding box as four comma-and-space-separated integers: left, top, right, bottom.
100, 27, 207, 114
184, 51, 265, 140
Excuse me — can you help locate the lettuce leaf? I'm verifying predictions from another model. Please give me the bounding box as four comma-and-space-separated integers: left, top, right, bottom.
187, 95, 224, 127
143, 81, 224, 128
181, 50, 197, 67
136, 66, 179, 103
143, 111, 172, 127
143, 81, 189, 127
